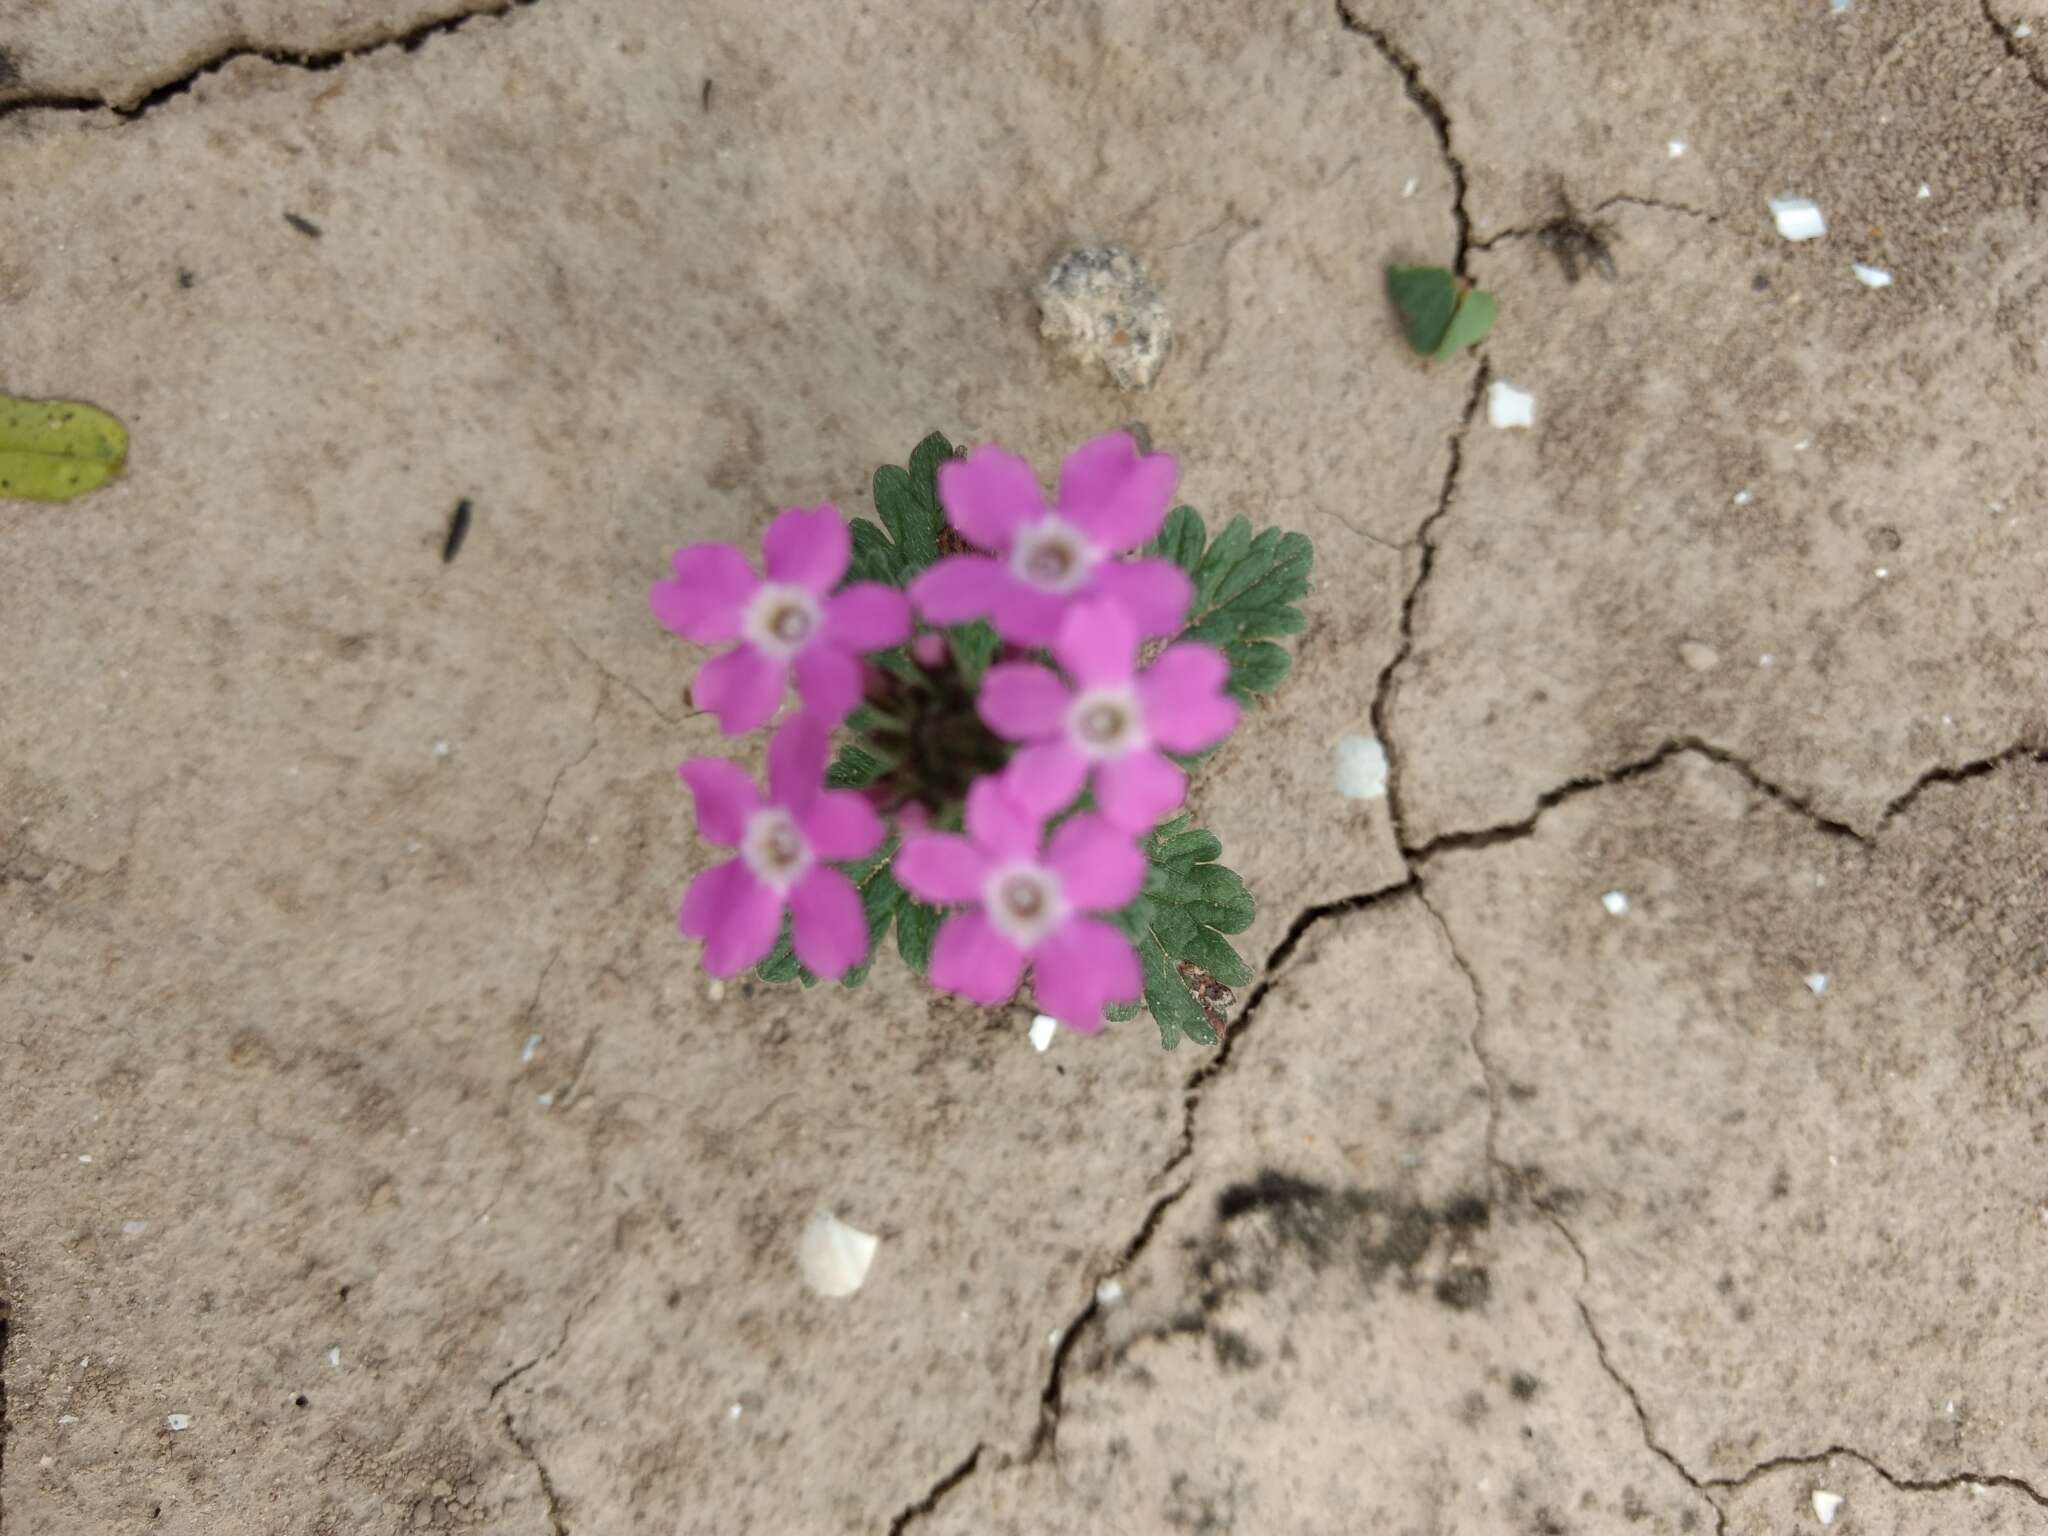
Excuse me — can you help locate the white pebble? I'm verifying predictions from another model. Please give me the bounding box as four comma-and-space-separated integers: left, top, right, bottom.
1917, 183, 1932, 199
1804, 973, 1830, 995
726, 1402, 744, 1422
1732, 489, 1753, 506
536, 1091, 554, 1108
327, 1347, 342, 1368
706, 978, 725, 1003
1401, 176, 1419, 198
1874, 567, 1889, 579
1829, 0, 1851, 11
1813, 1489, 1844, 1524
2015, 22, 2033, 37
165, 1414, 192, 1432
1095, 1277, 1125, 1306
1760, 654, 1776, 667
1852, 262, 1893, 289
1334, 735, 1390, 800
520, 1033, 543, 1064
121, 1220, 148, 1236
1028, 1014, 1059, 1052
1667, 139, 1687, 159
78, 1155, 93, 1164
798, 1211, 880, 1298
1601, 891, 1630, 917
1768, 196, 1827, 241
432, 739, 451, 757
1486, 380, 1536, 430
58, 1414, 80, 1425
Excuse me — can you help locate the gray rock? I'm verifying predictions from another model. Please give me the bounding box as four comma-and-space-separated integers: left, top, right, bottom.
1035, 244, 1173, 391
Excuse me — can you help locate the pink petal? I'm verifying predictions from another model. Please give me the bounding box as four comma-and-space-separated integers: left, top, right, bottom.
1045, 814, 1147, 910
1087, 558, 1193, 638
1138, 644, 1240, 751
1051, 598, 1139, 687
1031, 917, 1142, 1031
789, 866, 868, 979
999, 742, 1089, 819
766, 711, 831, 808
929, 910, 1027, 1005
793, 643, 863, 726
762, 504, 851, 594
824, 584, 911, 651
650, 543, 757, 643
978, 662, 1070, 742
1055, 432, 1179, 553
693, 645, 787, 735
910, 555, 1005, 626
988, 574, 1071, 647
936, 444, 1044, 553
676, 758, 761, 846
895, 832, 992, 905
680, 859, 784, 977
1093, 750, 1187, 832
796, 789, 884, 861
964, 776, 1044, 861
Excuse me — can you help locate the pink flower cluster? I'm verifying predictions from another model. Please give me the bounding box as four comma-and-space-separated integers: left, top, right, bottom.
651, 432, 1241, 1035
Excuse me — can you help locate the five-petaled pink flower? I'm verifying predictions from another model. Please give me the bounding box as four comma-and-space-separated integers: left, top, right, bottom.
896, 779, 1144, 1032
910, 431, 1193, 646
980, 598, 1239, 829
676, 714, 884, 978
651, 505, 910, 734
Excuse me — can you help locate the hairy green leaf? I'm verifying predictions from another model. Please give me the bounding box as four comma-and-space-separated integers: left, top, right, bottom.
1148, 504, 1206, 573
1149, 506, 1312, 698
895, 897, 940, 975
1112, 815, 1254, 1048
849, 430, 959, 588
0, 394, 128, 503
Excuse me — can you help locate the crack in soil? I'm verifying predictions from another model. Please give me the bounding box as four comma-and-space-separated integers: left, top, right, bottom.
1474, 191, 1723, 253
499, 1405, 570, 1536
1710, 1445, 2048, 1508
885, 1444, 985, 1535
1335, 1, 1472, 276
0, 1299, 11, 1533
0, 0, 542, 125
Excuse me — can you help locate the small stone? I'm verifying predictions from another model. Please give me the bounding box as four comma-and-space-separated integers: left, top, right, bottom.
1601, 891, 1630, 917
1486, 380, 1536, 430
797, 1211, 879, 1298
1804, 973, 1830, 995
165, 1414, 192, 1431
1812, 1489, 1844, 1524
1667, 139, 1687, 158
1852, 262, 1893, 289
1028, 1014, 1059, 1052
1095, 1277, 1125, 1306
1334, 735, 1389, 799
1036, 244, 1172, 391
1768, 196, 1827, 242
1678, 641, 1721, 672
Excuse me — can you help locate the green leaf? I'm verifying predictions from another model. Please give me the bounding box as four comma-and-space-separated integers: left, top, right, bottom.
1114, 819, 1255, 1049
1168, 513, 1313, 700
1387, 265, 1459, 355
1147, 504, 1206, 573
1433, 287, 1497, 360
827, 742, 889, 788
1223, 639, 1292, 700
840, 864, 905, 988
947, 619, 1000, 688
0, 395, 128, 503
756, 919, 809, 984
895, 897, 940, 975
855, 431, 958, 587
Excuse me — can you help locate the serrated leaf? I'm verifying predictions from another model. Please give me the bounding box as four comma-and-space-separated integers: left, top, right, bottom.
895, 897, 940, 975
1174, 862, 1255, 932
1147, 504, 1206, 573
1179, 927, 1253, 989
873, 464, 941, 571
1139, 932, 1215, 1049
839, 864, 905, 988
1433, 288, 1496, 360
906, 432, 955, 511
1387, 265, 1458, 355
847, 516, 907, 587
1167, 512, 1312, 700
756, 919, 808, 984
0, 395, 128, 503
1223, 639, 1292, 699
827, 742, 889, 788
1114, 819, 1253, 1049
1154, 826, 1222, 871
855, 431, 958, 587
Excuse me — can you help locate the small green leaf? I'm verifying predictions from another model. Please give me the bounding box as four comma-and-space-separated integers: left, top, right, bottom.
1165, 512, 1312, 700
1386, 265, 1459, 355
847, 516, 907, 587
0, 395, 128, 503
906, 432, 956, 512
827, 742, 889, 788
756, 919, 808, 984
1114, 819, 1254, 1049
947, 619, 1001, 688
1223, 639, 1292, 700
895, 897, 940, 975
1147, 504, 1206, 573
1433, 287, 1497, 360
840, 864, 905, 988
873, 464, 940, 571
1139, 933, 1215, 1049
854, 432, 959, 587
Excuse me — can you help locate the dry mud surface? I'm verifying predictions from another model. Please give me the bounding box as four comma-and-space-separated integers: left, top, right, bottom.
2, 1, 2045, 1532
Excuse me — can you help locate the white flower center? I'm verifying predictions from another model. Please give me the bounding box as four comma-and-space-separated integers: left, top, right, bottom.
1066, 686, 1144, 760
983, 862, 1066, 949
742, 583, 822, 660
740, 807, 812, 892
1010, 517, 1095, 595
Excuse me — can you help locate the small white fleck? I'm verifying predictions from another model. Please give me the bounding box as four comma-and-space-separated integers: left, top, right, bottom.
520, 1033, 543, 1064
707, 978, 725, 1003
798, 1211, 880, 1298
406, 839, 423, 854
1401, 176, 1419, 197
1029, 1014, 1059, 1053
1793, 437, 1811, 451
1804, 973, 1830, 995
165, 1414, 192, 1432
2015, 22, 2034, 37
327, 1347, 342, 1368
1917, 183, 1933, 199
1486, 380, 1536, 430
1852, 262, 1894, 289
1335, 735, 1390, 799
1095, 1278, 1125, 1306
1601, 891, 1630, 917
1875, 567, 1889, 579
58, 1414, 80, 1425
536, 1091, 554, 1108
1828, 0, 1851, 11
1813, 1489, 1843, 1525
432, 739, 451, 757
1768, 196, 1827, 241
1760, 654, 1776, 667
121, 1219, 148, 1236
1048, 1329, 1063, 1348
1667, 139, 1687, 159
727, 1403, 744, 1422
1732, 488, 1753, 506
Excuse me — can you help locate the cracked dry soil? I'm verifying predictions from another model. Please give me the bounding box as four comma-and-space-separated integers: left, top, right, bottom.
2, 1, 2045, 1533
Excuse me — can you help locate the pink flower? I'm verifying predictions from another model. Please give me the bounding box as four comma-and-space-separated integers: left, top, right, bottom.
651, 505, 911, 735
979, 598, 1239, 829
910, 431, 1193, 646
895, 778, 1144, 1033
676, 714, 884, 978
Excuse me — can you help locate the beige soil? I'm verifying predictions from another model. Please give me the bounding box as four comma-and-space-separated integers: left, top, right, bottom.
1, 1, 2043, 1532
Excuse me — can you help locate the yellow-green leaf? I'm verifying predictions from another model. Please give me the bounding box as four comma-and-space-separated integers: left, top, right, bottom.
0, 395, 128, 502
